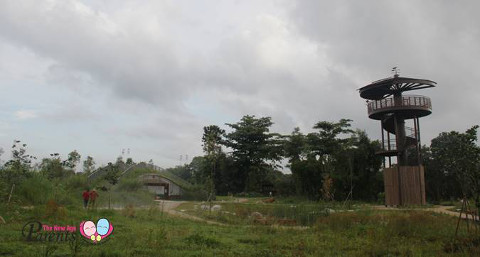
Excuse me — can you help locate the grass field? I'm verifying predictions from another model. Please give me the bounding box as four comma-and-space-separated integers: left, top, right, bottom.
1, 200, 479, 257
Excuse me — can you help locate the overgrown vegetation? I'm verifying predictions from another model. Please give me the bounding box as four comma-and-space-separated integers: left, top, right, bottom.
1, 201, 478, 257
1, 119, 479, 256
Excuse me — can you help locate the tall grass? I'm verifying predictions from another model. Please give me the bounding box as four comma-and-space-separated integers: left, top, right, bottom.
16, 173, 54, 205
1, 203, 477, 257
189, 202, 332, 226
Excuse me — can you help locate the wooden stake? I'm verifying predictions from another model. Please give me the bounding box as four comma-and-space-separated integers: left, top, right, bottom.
7, 183, 15, 204
455, 197, 466, 237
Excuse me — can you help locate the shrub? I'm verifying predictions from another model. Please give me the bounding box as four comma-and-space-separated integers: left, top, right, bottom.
182, 186, 208, 201
122, 204, 136, 218
184, 233, 221, 248
16, 173, 53, 205
116, 178, 142, 192
64, 174, 88, 190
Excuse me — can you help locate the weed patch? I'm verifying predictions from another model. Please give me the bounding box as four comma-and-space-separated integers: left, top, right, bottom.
184, 232, 221, 248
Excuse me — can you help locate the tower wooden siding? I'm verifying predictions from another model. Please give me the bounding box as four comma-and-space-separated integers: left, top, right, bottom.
384, 166, 426, 206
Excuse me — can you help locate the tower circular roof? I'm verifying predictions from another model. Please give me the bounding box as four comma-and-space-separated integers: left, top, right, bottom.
359, 76, 436, 100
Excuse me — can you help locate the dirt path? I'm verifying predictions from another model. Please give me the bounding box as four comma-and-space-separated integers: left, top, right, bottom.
154, 200, 185, 212
152, 201, 477, 228
371, 205, 478, 220
154, 200, 225, 226
154, 200, 311, 229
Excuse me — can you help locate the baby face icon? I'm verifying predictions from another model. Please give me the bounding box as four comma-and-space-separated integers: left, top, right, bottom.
96, 218, 110, 236
80, 218, 113, 243
82, 221, 96, 236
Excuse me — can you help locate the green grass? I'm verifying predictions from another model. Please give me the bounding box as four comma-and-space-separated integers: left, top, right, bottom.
1, 201, 479, 257
178, 199, 368, 226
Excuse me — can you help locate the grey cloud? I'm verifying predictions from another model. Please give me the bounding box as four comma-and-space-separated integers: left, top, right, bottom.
1, 0, 478, 167
0, 0, 187, 106
288, 0, 480, 141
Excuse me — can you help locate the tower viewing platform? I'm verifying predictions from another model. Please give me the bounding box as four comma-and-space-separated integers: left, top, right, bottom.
367, 95, 432, 120
358, 70, 436, 206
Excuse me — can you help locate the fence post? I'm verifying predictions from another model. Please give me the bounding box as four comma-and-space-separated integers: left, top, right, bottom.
7, 183, 15, 204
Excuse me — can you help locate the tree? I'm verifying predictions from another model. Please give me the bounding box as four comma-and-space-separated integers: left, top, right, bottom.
345, 130, 383, 201
290, 158, 324, 198
223, 115, 282, 192
289, 119, 355, 199
202, 125, 225, 156
202, 125, 225, 202
103, 163, 120, 186
428, 126, 480, 210
187, 154, 239, 195
1, 140, 35, 185
188, 156, 208, 184
63, 150, 81, 170
116, 156, 124, 165
284, 127, 306, 164
83, 156, 96, 175
284, 127, 321, 198
126, 157, 134, 165
167, 164, 193, 182
307, 119, 354, 159
101, 162, 121, 210
40, 153, 70, 179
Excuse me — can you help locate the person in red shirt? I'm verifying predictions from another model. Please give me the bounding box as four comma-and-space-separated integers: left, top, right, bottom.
82, 189, 90, 209
89, 190, 99, 209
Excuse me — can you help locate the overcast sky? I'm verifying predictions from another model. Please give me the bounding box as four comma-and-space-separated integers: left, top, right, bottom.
0, 0, 479, 169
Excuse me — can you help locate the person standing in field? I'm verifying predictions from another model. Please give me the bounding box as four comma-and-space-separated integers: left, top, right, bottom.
89, 189, 99, 209
82, 189, 90, 209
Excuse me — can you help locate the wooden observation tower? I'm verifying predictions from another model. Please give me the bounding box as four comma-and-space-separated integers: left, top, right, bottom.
359, 70, 436, 206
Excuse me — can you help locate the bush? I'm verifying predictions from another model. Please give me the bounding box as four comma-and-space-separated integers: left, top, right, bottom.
0, 179, 10, 201
184, 233, 221, 248
16, 173, 54, 205
122, 204, 136, 218
116, 178, 143, 192
182, 186, 208, 201
64, 174, 88, 190
377, 192, 385, 204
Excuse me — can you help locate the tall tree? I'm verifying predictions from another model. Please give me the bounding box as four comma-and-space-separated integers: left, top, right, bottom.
41, 153, 68, 179
429, 126, 480, 210
307, 119, 354, 160
188, 156, 208, 185
63, 150, 81, 170
202, 125, 225, 202
284, 127, 306, 164
1, 140, 35, 185
223, 115, 282, 192
83, 156, 96, 175
103, 162, 120, 186
343, 130, 383, 201
290, 119, 355, 199
202, 125, 225, 156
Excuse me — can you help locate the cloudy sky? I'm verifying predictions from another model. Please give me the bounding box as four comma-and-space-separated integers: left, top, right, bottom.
0, 0, 479, 169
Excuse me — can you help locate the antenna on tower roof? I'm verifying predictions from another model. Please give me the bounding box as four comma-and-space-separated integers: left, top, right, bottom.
391, 67, 400, 77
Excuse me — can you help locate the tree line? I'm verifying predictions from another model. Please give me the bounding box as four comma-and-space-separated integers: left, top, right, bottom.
1, 116, 479, 204
168, 115, 384, 201
167, 115, 480, 203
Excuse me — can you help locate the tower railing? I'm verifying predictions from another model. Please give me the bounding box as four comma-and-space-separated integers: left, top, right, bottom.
382, 139, 397, 151
367, 95, 431, 115
380, 126, 418, 153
